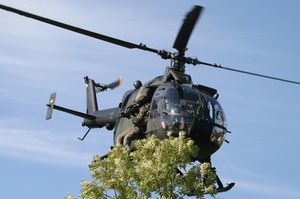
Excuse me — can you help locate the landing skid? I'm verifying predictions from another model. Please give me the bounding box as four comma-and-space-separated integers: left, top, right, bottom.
215, 172, 235, 193
198, 156, 235, 193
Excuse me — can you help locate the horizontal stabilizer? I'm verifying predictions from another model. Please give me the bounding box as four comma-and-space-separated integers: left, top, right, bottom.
48, 104, 96, 120
46, 92, 96, 120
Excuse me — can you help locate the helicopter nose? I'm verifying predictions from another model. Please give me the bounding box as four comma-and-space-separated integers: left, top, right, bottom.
169, 120, 186, 134
161, 120, 182, 135
161, 115, 191, 129
172, 122, 180, 131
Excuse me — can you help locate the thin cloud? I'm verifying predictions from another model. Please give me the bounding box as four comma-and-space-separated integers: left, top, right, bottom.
221, 166, 300, 199
237, 179, 300, 199
0, 126, 94, 168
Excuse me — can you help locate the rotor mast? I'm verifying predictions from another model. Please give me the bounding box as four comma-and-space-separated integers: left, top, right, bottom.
171, 5, 202, 73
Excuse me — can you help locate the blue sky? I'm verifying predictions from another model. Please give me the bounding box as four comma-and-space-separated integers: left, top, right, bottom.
0, 0, 300, 198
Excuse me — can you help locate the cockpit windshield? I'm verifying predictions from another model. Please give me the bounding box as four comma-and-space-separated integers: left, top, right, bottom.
162, 85, 205, 118
149, 84, 227, 145
180, 85, 199, 101
151, 85, 226, 127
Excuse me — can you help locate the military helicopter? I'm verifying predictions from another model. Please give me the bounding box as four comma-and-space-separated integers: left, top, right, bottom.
1, 3, 300, 194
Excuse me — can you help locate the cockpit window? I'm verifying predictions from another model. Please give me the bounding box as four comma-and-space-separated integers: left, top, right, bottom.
207, 101, 214, 120
153, 87, 164, 99
180, 85, 199, 102
202, 94, 227, 145
164, 87, 181, 115
150, 90, 162, 115
205, 96, 226, 126
214, 103, 226, 134
150, 86, 166, 118
165, 87, 180, 104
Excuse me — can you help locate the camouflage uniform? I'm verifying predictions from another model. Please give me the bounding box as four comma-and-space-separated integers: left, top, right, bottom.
117, 86, 150, 146
117, 104, 150, 146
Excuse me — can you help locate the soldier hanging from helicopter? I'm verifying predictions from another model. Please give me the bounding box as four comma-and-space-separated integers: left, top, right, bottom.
118, 80, 152, 146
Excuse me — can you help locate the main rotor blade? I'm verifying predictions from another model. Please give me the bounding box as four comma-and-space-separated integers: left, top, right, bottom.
198, 61, 300, 85
173, 5, 203, 55
0, 4, 159, 54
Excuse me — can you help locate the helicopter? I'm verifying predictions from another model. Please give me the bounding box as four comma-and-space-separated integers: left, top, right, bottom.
1, 3, 300, 194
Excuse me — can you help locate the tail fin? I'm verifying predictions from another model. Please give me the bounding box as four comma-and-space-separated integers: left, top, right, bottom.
84, 76, 122, 114
85, 76, 99, 115
46, 92, 56, 120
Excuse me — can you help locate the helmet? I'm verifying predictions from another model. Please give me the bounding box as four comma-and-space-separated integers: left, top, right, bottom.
133, 80, 142, 89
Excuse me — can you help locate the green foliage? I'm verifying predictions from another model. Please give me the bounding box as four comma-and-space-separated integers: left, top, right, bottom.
65, 193, 76, 199
72, 132, 217, 199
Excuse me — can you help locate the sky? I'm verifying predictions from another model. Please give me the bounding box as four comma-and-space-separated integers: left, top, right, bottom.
0, 0, 300, 198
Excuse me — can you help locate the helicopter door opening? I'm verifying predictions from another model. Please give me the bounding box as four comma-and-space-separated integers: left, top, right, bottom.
206, 95, 227, 145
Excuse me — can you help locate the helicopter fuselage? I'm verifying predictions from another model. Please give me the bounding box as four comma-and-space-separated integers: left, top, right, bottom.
112, 75, 227, 161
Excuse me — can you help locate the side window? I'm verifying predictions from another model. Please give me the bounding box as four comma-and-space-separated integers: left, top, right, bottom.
151, 98, 159, 112
150, 87, 165, 118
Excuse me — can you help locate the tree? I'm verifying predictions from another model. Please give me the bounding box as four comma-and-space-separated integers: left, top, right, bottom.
68, 132, 217, 199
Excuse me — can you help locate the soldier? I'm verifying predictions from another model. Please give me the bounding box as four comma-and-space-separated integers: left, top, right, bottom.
118, 81, 151, 146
